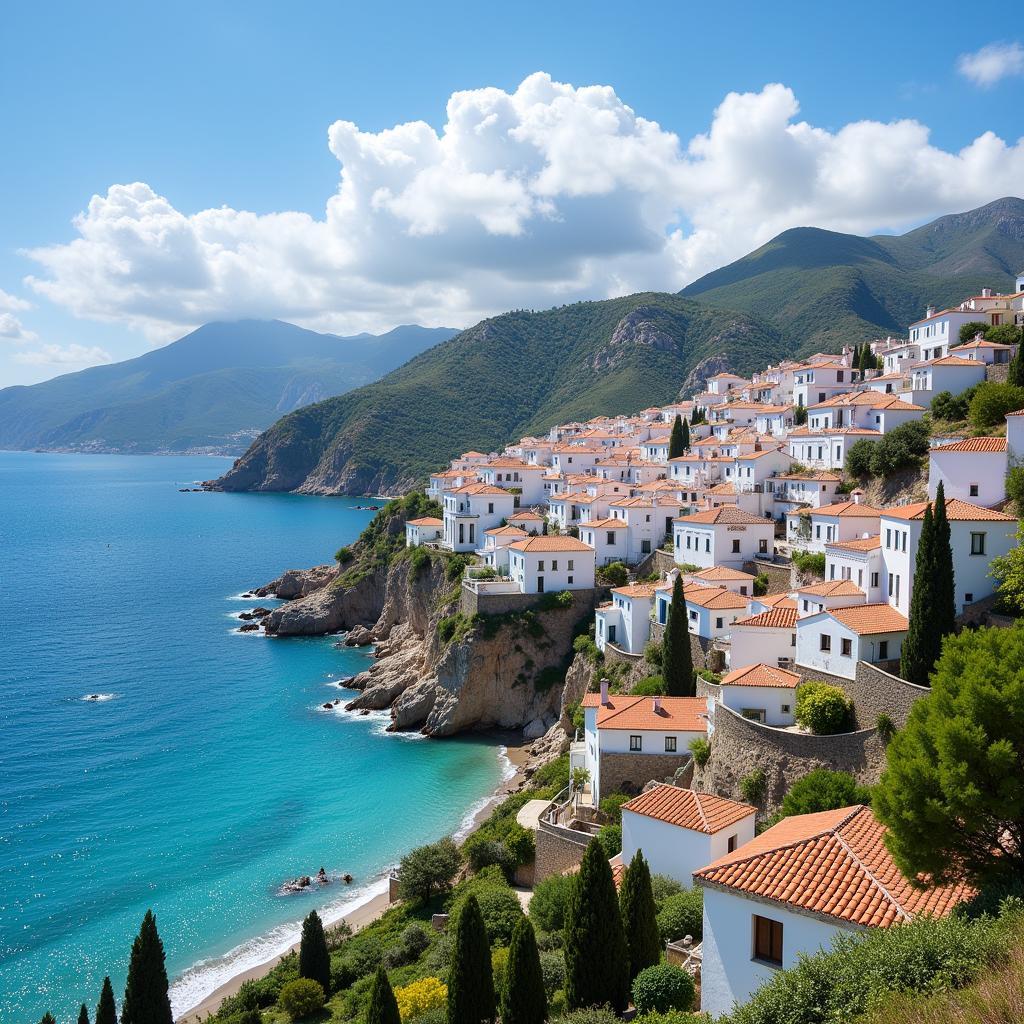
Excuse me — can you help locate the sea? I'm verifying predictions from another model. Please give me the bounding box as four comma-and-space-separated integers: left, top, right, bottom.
0, 451, 506, 1024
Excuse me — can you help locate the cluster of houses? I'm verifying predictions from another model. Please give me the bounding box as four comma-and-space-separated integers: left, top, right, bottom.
407, 279, 1023, 1015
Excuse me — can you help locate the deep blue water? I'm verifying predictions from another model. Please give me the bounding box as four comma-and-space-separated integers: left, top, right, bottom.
0, 452, 504, 1023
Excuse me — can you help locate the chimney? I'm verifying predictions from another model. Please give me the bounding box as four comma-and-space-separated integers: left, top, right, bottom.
926, 305, 936, 318
600, 679, 610, 706
653, 696, 662, 713
982, 287, 993, 298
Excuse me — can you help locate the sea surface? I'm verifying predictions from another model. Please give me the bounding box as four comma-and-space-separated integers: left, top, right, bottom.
0, 452, 505, 1024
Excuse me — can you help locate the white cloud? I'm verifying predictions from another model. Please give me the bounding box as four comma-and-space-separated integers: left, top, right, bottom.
957, 41, 1024, 87
0, 288, 32, 312
0, 312, 37, 342
23, 74, 1024, 338
12, 343, 113, 366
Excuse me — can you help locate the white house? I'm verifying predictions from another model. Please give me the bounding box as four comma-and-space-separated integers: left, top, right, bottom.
443, 484, 517, 552
405, 516, 444, 547
728, 602, 798, 672
793, 362, 860, 409
793, 579, 866, 617
880, 498, 1017, 615
953, 337, 1016, 364
824, 535, 882, 599
621, 785, 756, 886
795, 603, 908, 679
907, 306, 982, 358
768, 472, 844, 519
578, 517, 629, 567
928, 437, 1007, 506
595, 582, 658, 655
507, 536, 596, 594
673, 506, 775, 569
787, 501, 882, 553
806, 393, 925, 433
909, 356, 987, 398
684, 586, 749, 640
551, 444, 605, 475
1008, 407, 1024, 464
506, 510, 545, 534
476, 458, 549, 505
788, 428, 883, 471
684, 565, 758, 597
717, 663, 801, 726
882, 341, 921, 376
477, 525, 528, 572
695, 805, 970, 1018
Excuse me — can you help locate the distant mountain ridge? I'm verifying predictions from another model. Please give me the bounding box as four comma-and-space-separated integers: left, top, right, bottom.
214, 293, 789, 495
0, 320, 457, 454
681, 196, 1024, 351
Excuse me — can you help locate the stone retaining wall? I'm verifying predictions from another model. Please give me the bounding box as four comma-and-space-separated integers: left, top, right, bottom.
793, 660, 927, 729
534, 820, 590, 881
599, 750, 693, 797
655, 550, 677, 576
743, 559, 793, 593
460, 586, 597, 617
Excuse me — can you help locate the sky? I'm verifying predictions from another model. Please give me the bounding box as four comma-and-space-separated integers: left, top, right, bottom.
2, 0, 1024, 386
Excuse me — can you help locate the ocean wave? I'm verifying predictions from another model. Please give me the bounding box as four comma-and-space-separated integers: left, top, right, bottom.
80, 692, 119, 702
170, 875, 391, 1018
452, 745, 515, 840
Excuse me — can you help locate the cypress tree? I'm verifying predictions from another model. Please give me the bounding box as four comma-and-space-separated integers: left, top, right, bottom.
40, 1015, 56, 1024
668, 414, 685, 460
298, 909, 331, 994
564, 837, 630, 1012
851, 344, 860, 371
500, 917, 546, 1024
663, 574, 695, 697
96, 976, 117, 1024
121, 910, 173, 1024
680, 417, 690, 452
619, 849, 661, 979
900, 503, 939, 685
366, 966, 401, 1024
1008, 342, 1024, 388
447, 894, 495, 1024
79, 1005, 91, 1024
932, 480, 957, 639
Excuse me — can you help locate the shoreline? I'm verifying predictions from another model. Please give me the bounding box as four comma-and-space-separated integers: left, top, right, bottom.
175, 733, 531, 1023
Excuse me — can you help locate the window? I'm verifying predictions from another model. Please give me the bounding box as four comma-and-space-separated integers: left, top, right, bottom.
878, 640, 888, 660
664, 736, 677, 753
629, 735, 643, 752
759, 538, 768, 554
742, 708, 766, 722
716, 617, 724, 629
568, 575, 574, 584
971, 532, 986, 555
727, 834, 738, 853
964, 592, 973, 604
551, 560, 559, 571
608, 625, 616, 644
753, 915, 783, 967
969, 483, 979, 497
488, 502, 494, 514
607, 531, 616, 545
641, 539, 652, 554
705, 538, 711, 553
568, 560, 574, 570
781, 704, 790, 714
820, 634, 832, 652
841, 637, 852, 657
538, 560, 545, 571
885, 528, 891, 548
732, 539, 741, 553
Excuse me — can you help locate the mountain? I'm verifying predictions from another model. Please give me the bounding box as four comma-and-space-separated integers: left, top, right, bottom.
214, 293, 789, 495
0, 320, 456, 454
681, 197, 1024, 352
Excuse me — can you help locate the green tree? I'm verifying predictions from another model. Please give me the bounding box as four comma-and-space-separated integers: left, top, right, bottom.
868, 420, 929, 476
932, 481, 957, 637
794, 404, 807, 426
501, 917, 547, 1024
794, 681, 853, 734
1006, 465, 1024, 508
398, 836, 462, 904
298, 909, 331, 995
900, 502, 940, 686
930, 390, 970, 422
991, 523, 1024, 613
619, 850, 661, 979
447, 894, 496, 1024
278, 978, 325, 1021
367, 966, 401, 1024
959, 321, 990, 343
845, 438, 874, 477
680, 416, 690, 453
79, 1005, 90, 1024
662, 575, 694, 697
563, 837, 630, 1012
122, 911, 172, 1024
875, 623, 1024, 887
988, 323, 1022, 346
529, 872, 574, 932
779, 768, 872, 818
668, 414, 686, 460
96, 976, 117, 1024
39, 1015, 57, 1024
1007, 342, 1024, 388
969, 382, 1024, 430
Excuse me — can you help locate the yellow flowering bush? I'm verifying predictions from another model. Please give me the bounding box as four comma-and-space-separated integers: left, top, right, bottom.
395, 976, 447, 1021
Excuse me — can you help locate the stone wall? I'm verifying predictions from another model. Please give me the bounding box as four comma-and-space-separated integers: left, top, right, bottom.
987, 362, 1010, 384
742, 558, 793, 593
534, 821, 590, 881
655, 550, 677, 576
599, 750, 693, 797
460, 586, 597, 617
604, 643, 646, 669
793, 660, 927, 729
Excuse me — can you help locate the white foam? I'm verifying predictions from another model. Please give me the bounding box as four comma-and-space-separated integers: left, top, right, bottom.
170, 875, 391, 1017
453, 745, 515, 840
80, 692, 119, 702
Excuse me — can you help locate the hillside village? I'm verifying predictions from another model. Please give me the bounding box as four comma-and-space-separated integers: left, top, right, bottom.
395, 273, 1024, 1017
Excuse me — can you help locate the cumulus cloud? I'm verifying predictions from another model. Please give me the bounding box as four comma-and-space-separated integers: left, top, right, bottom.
13, 343, 113, 366
0, 288, 32, 312
23, 74, 1024, 337
0, 312, 36, 342
957, 41, 1024, 87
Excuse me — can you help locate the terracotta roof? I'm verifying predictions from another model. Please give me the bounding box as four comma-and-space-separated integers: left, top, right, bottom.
720, 663, 801, 689
931, 437, 1007, 453
508, 510, 544, 520
757, 593, 797, 609
957, 338, 1015, 349
581, 693, 708, 732
407, 517, 444, 527
881, 498, 1014, 522
690, 566, 756, 582
484, 525, 528, 536
810, 393, 926, 411
622, 784, 755, 833
685, 586, 749, 610
612, 583, 660, 599
926, 356, 983, 367
694, 805, 971, 928
797, 579, 865, 598
776, 471, 842, 482
734, 606, 798, 629
450, 483, 510, 495
507, 536, 595, 552
826, 603, 909, 635
806, 500, 883, 518
674, 506, 770, 526
581, 517, 627, 529
827, 535, 882, 552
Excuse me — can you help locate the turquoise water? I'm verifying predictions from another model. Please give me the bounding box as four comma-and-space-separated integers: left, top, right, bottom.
0, 452, 504, 1023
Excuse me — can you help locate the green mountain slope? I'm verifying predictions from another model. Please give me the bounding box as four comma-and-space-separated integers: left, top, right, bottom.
214, 293, 789, 495
681, 197, 1024, 351
0, 320, 456, 454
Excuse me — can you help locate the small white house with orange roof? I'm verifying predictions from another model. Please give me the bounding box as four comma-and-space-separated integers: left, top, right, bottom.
673, 506, 775, 570
621, 784, 756, 887
787, 500, 882, 553
787, 426, 883, 471
405, 516, 444, 547
695, 805, 971, 1017
927, 436, 1007, 506
578, 517, 629, 567
442, 483, 517, 552
727, 601, 798, 673
476, 458, 548, 505
717, 663, 801, 726
792, 361, 860, 409
793, 579, 866, 617
507, 535, 596, 594
477, 525, 528, 573
595, 582, 658, 655
796, 603, 908, 678
683, 565, 758, 597
768, 472, 844, 518
506, 509, 544, 534
953, 336, 1016, 364
807, 392, 926, 433
909, 355, 987, 397
825, 535, 883, 602
683, 586, 749, 641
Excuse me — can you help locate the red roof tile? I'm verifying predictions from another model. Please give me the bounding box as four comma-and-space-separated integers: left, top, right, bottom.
622, 784, 755, 833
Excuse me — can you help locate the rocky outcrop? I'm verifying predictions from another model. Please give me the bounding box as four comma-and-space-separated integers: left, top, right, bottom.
678, 353, 733, 398
263, 570, 387, 636
256, 564, 336, 599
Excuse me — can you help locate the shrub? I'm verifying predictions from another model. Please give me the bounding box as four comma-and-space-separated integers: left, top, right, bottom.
462, 832, 513, 875
455, 882, 525, 945
394, 977, 447, 1022
792, 550, 826, 578
565, 699, 585, 735
631, 964, 695, 1014
539, 949, 566, 997
572, 634, 602, 664
969, 382, 1024, 431
529, 872, 574, 932
959, 321, 990, 343
689, 737, 711, 768
779, 768, 872, 819
930, 390, 970, 423
845, 439, 875, 477
869, 421, 930, 476
397, 837, 461, 904
598, 561, 629, 588
491, 946, 510, 995
409, 544, 432, 575
277, 978, 325, 1021
875, 713, 896, 742
631, 675, 666, 696
753, 573, 770, 597
634, 1011, 705, 1024
335, 546, 354, 564
1007, 465, 1024, 508
644, 640, 664, 667
795, 681, 854, 735
650, 874, 683, 910
559, 1009, 620, 1024
538, 589, 574, 610
597, 823, 622, 858
656, 888, 703, 943
740, 768, 767, 805
598, 793, 631, 824
382, 922, 432, 968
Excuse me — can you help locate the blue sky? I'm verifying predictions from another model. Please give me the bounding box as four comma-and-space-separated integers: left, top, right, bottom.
2, 0, 1023, 385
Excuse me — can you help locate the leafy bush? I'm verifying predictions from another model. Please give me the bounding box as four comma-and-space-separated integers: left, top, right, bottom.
451, 876, 524, 944
792, 550, 826, 578
394, 977, 447, 1022
779, 768, 872, 819
462, 832, 513, 875
335, 546, 354, 564
539, 949, 567, 997
631, 963, 695, 1014
689, 737, 711, 768
959, 321, 990, 343
970, 382, 1024, 431
753, 573, 770, 597
795, 681, 854, 735
559, 1008, 621, 1024
631, 675, 666, 696
277, 978, 325, 1021
930, 390, 970, 423
1007, 465, 1024, 508
635, 1011, 708, 1024
397, 837, 461, 904
656, 888, 703, 943
597, 561, 629, 588
538, 589, 574, 610
644, 640, 664, 667
598, 793, 631, 824
491, 945, 510, 995
409, 544, 433, 575
740, 768, 767, 805
382, 922, 432, 968
875, 713, 896, 742
529, 872, 574, 932
572, 634, 602, 664
565, 699, 585, 735
869, 420, 930, 476
597, 823, 622, 858
845, 439, 875, 477
650, 875, 683, 910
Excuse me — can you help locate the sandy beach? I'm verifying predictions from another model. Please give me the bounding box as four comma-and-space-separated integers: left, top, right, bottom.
176, 735, 532, 1022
